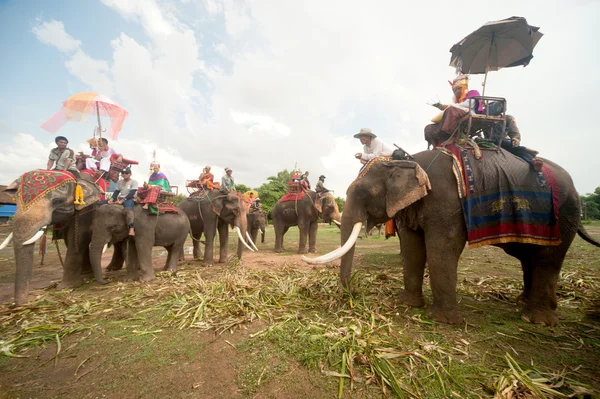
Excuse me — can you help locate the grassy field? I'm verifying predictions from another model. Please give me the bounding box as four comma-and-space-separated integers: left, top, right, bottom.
0, 221, 599, 398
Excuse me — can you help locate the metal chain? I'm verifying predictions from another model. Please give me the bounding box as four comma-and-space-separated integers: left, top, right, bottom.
55, 240, 65, 267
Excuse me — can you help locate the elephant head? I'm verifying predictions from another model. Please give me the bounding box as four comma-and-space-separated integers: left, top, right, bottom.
313, 192, 342, 227
211, 192, 254, 257
2, 171, 104, 305
89, 204, 131, 285
248, 209, 267, 244
302, 160, 430, 286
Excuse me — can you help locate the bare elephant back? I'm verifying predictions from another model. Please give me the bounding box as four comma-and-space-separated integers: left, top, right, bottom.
177, 198, 205, 234
272, 195, 318, 226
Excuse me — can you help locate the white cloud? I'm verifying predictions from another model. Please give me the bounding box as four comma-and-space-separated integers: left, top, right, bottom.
12, 0, 600, 199
31, 19, 81, 53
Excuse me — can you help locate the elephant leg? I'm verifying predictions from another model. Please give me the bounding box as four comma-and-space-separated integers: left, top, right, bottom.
425, 226, 467, 325
125, 240, 139, 281
398, 227, 426, 308
519, 246, 569, 326
217, 219, 229, 263
164, 245, 176, 272
192, 233, 202, 259
58, 245, 84, 289
135, 239, 156, 282
274, 223, 285, 253
107, 241, 125, 271
308, 221, 318, 253
297, 222, 309, 254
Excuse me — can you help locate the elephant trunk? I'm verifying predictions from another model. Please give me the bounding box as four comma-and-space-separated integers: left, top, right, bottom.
339, 220, 360, 288
14, 241, 35, 306
89, 233, 109, 285
235, 214, 252, 258
260, 225, 265, 244
13, 207, 52, 306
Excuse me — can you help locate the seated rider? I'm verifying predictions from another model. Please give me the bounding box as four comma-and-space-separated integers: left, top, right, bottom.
427, 75, 543, 171
300, 171, 311, 190
99, 167, 138, 236
353, 128, 394, 165
199, 165, 215, 189
47, 136, 80, 177
315, 175, 329, 194
85, 138, 123, 179
138, 162, 171, 210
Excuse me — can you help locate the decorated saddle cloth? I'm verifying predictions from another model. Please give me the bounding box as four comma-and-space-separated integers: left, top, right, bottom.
17, 170, 76, 211
443, 145, 560, 247
280, 190, 305, 203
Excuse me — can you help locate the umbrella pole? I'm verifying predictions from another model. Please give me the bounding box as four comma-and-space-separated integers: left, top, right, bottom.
482, 33, 494, 97
482, 69, 489, 96
96, 102, 103, 142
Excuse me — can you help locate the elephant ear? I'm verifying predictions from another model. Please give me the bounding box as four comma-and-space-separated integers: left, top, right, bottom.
385, 161, 431, 218
314, 194, 323, 214
212, 193, 240, 216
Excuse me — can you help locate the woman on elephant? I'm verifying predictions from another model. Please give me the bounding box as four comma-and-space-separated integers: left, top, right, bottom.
138, 162, 171, 210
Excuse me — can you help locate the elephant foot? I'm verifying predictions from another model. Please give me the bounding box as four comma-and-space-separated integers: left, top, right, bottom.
274, 247, 283, 253
521, 307, 559, 327
308, 247, 317, 253
106, 263, 124, 271
298, 248, 308, 254
516, 292, 528, 306
57, 278, 84, 290
429, 306, 463, 325
139, 273, 155, 282
96, 278, 110, 285
398, 290, 425, 308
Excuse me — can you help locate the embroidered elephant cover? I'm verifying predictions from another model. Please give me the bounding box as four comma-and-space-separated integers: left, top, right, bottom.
279, 191, 306, 203
17, 170, 76, 211
445, 145, 560, 247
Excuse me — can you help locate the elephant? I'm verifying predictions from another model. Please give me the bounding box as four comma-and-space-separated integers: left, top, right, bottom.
271, 191, 341, 254
1, 170, 104, 305
247, 209, 266, 246
89, 204, 190, 282
303, 151, 600, 326
177, 190, 254, 263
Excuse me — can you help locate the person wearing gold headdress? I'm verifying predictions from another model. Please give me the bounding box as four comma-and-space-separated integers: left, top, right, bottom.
138, 162, 171, 211
425, 75, 542, 171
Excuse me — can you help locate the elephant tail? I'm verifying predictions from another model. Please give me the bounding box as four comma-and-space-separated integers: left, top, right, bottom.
577, 223, 600, 248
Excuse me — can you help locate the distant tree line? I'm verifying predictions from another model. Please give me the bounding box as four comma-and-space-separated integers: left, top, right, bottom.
581, 187, 600, 220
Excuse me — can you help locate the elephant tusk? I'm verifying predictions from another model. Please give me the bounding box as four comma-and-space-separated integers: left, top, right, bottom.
333, 220, 341, 226
301, 222, 362, 264
102, 244, 108, 254
0, 232, 13, 250
236, 227, 254, 252
246, 231, 259, 251
23, 227, 47, 246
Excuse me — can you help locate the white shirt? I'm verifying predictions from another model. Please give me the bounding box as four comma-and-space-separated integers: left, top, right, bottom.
361, 137, 394, 161
100, 143, 120, 159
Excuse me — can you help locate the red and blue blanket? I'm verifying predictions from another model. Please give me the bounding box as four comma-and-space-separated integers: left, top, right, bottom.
444, 145, 560, 248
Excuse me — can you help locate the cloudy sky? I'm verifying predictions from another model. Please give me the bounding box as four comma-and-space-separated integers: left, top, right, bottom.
1, 0, 598, 197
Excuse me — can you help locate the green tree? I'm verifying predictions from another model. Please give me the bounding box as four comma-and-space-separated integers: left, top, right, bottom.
581, 187, 600, 220
334, 196, 345, 213
256, 173, 290, 215
235, 183, 251, 193
172, 193, 187, 206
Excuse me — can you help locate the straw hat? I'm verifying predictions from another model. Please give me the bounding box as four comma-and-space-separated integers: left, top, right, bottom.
353, 128, 377, 139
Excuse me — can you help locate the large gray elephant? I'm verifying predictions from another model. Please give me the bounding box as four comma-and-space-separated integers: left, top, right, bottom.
89, 204, 190, 282
303, 151, 600, 326
177, 190, 254, 263
247, 208, 266, 245
1, 170, 104, 305
271, 191, 341, 253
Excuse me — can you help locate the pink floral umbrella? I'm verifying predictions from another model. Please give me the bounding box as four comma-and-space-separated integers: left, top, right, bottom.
41, 92, 129, 140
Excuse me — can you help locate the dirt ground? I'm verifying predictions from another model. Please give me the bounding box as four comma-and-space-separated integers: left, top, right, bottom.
1, 223, 599, 399
0, 225, 347, 399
